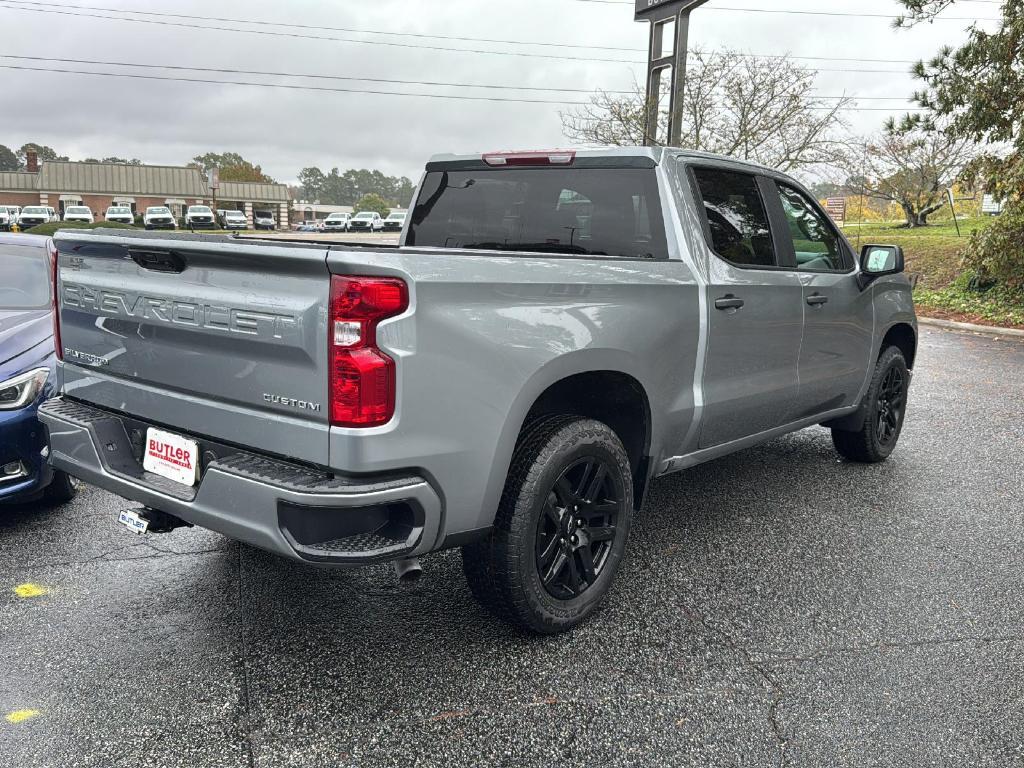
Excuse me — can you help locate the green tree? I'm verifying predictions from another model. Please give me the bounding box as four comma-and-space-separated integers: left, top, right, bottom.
0, 144, 18, 172
896, 0, 1024, 284
354, 193, 391, 218
297, 166, 415, 206
189, 152, 275, 183
83, 157, 142, 165
16, 143, 68, 168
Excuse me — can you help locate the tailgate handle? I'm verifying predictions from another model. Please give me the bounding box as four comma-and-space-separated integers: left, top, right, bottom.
130, 249, 186, 273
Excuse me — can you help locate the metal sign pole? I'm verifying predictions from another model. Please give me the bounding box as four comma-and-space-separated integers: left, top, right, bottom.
635, 0, 709, 147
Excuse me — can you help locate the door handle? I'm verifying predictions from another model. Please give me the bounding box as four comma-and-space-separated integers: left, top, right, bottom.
806, 293, 829, 306
714, 295, 745, 310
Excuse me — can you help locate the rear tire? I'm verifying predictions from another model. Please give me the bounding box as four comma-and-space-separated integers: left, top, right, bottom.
462, 416, 633, 634
44, 470, 79, 505
832, 345, 909, 463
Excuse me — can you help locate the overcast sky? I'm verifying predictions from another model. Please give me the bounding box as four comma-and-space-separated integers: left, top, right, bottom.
0, 0, 999, 184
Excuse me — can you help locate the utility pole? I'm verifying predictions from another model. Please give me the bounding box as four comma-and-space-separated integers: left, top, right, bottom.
635, 0, 710, 147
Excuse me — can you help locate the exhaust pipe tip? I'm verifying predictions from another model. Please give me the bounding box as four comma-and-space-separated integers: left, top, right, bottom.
393, 557, 423, 583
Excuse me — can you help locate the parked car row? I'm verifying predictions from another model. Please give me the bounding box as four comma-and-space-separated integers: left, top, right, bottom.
300, 211, 407, 233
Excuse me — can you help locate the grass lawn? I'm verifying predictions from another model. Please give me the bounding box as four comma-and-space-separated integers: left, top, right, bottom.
842, 216, 1024, 329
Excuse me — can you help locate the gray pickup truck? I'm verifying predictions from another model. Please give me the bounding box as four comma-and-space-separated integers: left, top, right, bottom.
40, 148, 916, 633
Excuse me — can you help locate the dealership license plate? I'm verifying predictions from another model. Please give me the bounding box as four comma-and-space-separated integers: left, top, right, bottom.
142, 427, 199, 486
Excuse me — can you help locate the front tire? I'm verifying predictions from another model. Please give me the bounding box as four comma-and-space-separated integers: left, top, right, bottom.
832, 345, 909, 463
44, 470, 79, 505
462, 416, 633, 634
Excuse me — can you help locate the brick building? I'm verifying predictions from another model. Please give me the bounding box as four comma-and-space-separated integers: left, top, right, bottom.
0, 150, 290, 227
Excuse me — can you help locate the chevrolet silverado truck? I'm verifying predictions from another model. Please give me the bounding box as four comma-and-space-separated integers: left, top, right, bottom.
39, 148, 916, 633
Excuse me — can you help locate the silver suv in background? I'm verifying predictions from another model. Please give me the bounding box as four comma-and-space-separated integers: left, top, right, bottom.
42, 147, 916, 634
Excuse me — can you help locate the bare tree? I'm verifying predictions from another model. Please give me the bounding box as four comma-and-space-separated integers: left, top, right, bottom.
561, 49, 852, 173
845, 116, 979, 228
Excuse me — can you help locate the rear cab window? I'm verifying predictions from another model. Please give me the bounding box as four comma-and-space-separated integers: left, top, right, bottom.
406, 161, 668, 260
688, 166, 779, 269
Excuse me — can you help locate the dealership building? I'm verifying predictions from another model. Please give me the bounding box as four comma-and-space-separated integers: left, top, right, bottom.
0, 151, 290, 227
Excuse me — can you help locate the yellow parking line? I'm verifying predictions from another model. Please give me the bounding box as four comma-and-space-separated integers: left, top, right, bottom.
5, 709, 40, 724
12, 584, 50, 599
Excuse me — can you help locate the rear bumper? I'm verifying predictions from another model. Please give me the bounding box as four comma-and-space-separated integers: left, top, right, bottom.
39, 397, 443, 565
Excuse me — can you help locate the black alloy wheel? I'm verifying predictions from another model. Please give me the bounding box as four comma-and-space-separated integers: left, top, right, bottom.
535, 457, 622, 600
876, 365, 906, 446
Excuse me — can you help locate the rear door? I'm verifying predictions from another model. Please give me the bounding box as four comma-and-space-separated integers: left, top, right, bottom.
687, 165, 805, 449
765, 181, 874, 416
56, 234, 332, 464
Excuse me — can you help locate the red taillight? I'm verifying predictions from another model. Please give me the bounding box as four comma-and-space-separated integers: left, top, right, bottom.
329, 275, 408, 427
482, 150, 576, 167
49, 239, 62, 361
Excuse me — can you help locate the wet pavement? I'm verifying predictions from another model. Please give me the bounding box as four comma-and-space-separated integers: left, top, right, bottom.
1, 325, 1021, 767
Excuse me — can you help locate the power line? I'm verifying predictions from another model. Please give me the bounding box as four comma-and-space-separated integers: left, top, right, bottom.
0, 1, 949, 71
570, 0, 999, 20
0, 54, 629, 95
0, 53, 923, 101
0, 63, 932, 111
0, 0, 942, 65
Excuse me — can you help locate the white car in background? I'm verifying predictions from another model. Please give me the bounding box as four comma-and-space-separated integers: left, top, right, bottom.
0, 207, 12, 231
254, 211, 276, 230
105, 205, 135, 225
144, 206, 177, 230
222, 210, 249, 230
185, 205, 216, 229
322, 212, 351, 231
382, 211, 407, 232
63, 206, 94, 224
347, 211, 384, 232
16, 206, 55, 229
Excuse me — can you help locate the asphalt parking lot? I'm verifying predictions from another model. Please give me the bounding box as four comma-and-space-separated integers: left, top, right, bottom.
1, 325, 1021, 768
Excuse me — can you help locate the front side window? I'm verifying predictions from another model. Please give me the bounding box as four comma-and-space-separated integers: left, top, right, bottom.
774, 183, 850, 272
407, 167, 666, 259
690, 167, 777, 268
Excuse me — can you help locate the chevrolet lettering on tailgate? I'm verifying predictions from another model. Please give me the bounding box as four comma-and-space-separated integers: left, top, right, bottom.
61, 283, 299, 339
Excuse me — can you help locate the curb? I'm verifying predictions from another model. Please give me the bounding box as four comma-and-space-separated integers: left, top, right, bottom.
918, 316, 1024, 339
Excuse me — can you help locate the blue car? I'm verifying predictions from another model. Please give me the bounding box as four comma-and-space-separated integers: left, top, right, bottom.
0, 233, 77, 505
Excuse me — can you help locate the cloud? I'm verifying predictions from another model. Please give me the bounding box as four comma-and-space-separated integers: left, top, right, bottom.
0, 0, 984, 183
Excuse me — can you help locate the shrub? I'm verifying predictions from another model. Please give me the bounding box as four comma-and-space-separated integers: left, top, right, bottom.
960, 204, 1024, 288
22, 220, 138, 237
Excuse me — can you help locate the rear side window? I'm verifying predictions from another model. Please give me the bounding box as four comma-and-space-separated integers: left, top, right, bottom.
690, 167, 777, 268
774, 183, 851, 272
407, 168, 667, 259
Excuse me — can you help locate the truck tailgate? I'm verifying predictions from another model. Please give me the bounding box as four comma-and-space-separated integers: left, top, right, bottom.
54, 232, 332, 465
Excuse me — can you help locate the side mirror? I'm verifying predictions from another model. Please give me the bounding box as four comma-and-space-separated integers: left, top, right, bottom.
860, 244, 904, 277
